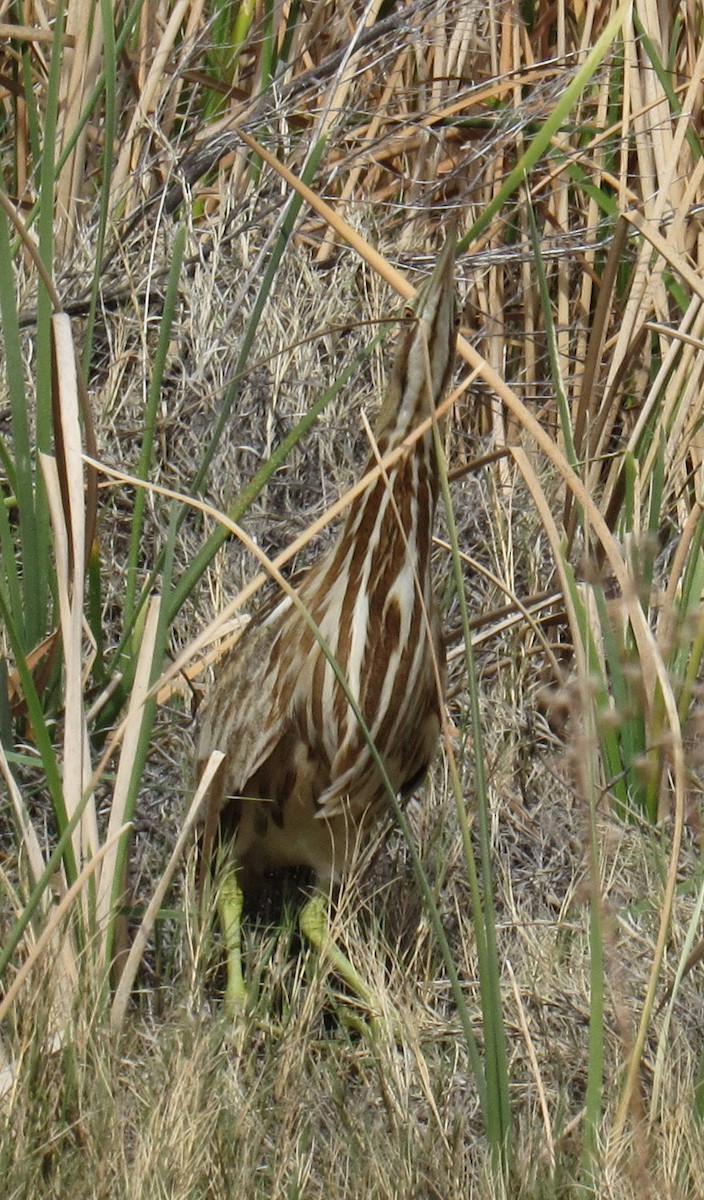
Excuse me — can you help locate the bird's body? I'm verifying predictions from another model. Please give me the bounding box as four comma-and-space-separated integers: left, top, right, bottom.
199, 444, 445, 888
197, 230, 458, 1010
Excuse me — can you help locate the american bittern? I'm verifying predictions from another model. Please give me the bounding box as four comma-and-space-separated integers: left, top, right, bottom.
197, 229, 458, 1014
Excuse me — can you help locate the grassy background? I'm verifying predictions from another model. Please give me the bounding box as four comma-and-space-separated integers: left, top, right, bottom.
1, 0, 704, 1194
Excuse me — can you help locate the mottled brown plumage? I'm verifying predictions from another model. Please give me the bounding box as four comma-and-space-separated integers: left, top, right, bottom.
198, 230, 458, 1009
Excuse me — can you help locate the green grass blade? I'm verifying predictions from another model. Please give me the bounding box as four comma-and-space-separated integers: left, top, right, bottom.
31, 0, 69, 645
122, 225, 186, 637
435, 426, 512, 1168
525, 186, 577, 468
459, 2, 629, 251
52, 0, 147, 185
81, 0, 118, 380
0, 586, 75, 881
0, 206, 32, 636
582, 788, 606, 1185
633, 9, 702, 163
560, 575, 606, 1182
277, 0, 302, 65
259, 0, 276, 93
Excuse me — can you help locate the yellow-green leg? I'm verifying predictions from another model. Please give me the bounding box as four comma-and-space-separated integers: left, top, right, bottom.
299, 892, 377, 1019
219, 879, 393, 1032
218, 869, 246, 1015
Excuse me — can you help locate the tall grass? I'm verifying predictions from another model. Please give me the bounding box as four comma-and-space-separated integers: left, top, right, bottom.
1, 0, 704, 1194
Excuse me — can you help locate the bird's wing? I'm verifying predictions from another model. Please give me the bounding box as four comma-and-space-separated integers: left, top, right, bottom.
314, 748, 384, 821
197, 616, 291, 794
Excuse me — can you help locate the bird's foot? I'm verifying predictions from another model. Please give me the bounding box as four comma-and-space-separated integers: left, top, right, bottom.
218, 869, 247, 1016
299, 893, 375, 1008
300, 892, 401, 1040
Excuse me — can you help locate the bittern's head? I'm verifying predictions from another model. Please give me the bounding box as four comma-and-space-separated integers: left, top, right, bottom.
374, 227, 458, 447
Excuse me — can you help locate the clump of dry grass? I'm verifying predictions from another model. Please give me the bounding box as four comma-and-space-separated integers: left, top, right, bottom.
2, 0, 704, 1194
